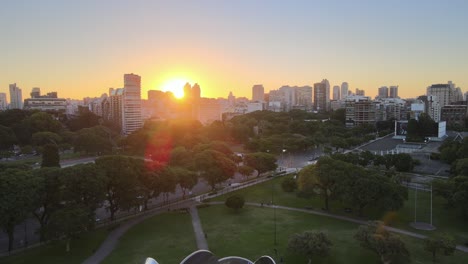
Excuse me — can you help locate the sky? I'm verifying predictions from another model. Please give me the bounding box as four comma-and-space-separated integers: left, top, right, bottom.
1, 0, 468, 100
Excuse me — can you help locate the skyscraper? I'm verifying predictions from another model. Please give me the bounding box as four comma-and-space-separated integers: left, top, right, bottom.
426, 81, 458, 108
332, 85, 340, 100
9, 83, 23, 109
323, 79, 330, 107
378, 86, 389, 98
389, 86, 398, 98
314, 82, 327, 111
0, 93, 7, 110
341, 82, 349, 100
122, 73, 143, 135
252, 85, 264, 102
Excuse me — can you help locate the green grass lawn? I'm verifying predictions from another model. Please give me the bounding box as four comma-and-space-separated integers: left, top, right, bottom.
199, 204, 468, 264
210, 175, 468, 244
102, 211, 197, 264
0, 228, 109, 264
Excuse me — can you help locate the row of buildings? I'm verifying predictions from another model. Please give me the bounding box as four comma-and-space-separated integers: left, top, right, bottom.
2, 78, 467, 135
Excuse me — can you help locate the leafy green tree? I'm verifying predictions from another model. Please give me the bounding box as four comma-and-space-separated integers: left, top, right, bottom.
137, 162, 162, 210
45, 205, 89, 252
73, 126, 113, 155
194, 150, 237, 190
27, 111, 62, 134
288, 231, 332, 264
341, 170, 408, 216
225, 195, 245, 212
423, 234, 456, 263
159, 167, 179, 203
0, 125, 18, 150
453, 158, 468, 176
169, 146, 194, 169
244, 152, 277, 177
281, 177, 297, 192
174, 167, 198, 199
41, 144, 60, 168
95, 156, 140, 221
354, 221, 410, 264
0, 169, 41, 252
62, 164, 106, 228
32, 167, 63, 241
433, 176, 468, 218
393, 154, 414, 172
238, 165, 254, 179
32, 131, 62, 147
298, 157, 348, 211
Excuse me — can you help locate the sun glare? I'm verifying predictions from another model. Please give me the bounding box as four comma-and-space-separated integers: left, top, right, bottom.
161, 79, 188, 99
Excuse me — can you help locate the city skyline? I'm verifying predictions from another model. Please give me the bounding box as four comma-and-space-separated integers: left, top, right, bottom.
1, 0, 468, 100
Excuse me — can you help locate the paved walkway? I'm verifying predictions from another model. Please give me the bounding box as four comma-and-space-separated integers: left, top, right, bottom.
82, 201, 194, 264
207, 201, 468, 253
189, 205, 209, 250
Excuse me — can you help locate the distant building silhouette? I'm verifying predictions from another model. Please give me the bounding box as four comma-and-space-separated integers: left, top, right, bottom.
314, 81, 327, 111
0, 93, 7, 110
252, 84, 264, 102
9, 83, 23, 109
333, 85, 340, 100
341, 82, 349, 100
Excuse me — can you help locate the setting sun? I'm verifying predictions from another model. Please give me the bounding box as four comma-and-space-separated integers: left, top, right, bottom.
161, 79, 189, 99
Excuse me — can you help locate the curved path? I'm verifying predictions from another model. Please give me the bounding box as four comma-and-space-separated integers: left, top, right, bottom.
207, 201, 468, 253
82, 200, 195, 264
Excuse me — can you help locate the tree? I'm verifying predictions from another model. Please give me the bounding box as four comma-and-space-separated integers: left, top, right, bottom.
237, 165, 254, 179
393, 154, 414, 172
159, 167, 179, 203
354, 221, 410, 264
194, 150, 237, 190
173, 167, 198, 199
433, 176, 468, 219
95, 156, 140, 221
297, 157, 348, 211
0, 169, 41, 252
281, 177, 297, 192
288, 231, 332, 264
340, 170, 408, 216
41, 144, 60, 168
32, 131, 62, 147
45, 206, 89, 252
0, 125, 18, 150
62, 164, 106, 228
138, 161, 163, 210
423, 234, 456, 263
244, 152, 277, 177
225, 195, 245, 212
32, 167, 63, 241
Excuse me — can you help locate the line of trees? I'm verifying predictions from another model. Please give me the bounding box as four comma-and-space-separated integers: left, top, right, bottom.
297, 157, 408, 216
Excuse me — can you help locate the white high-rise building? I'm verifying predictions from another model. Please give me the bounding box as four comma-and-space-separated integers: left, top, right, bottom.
0, 93, 7, 110
426, 81, 459, 108
252, 85, 264, 102
122, 74, 143, 135
9, 83, 23, 109
341, 82, 349, 100
332, 85, 340, 100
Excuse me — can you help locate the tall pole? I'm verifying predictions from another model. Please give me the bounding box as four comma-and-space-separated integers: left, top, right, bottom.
414, 187, 418, 223
430, 183, 433, 226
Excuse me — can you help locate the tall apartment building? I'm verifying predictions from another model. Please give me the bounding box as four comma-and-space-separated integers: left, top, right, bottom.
356, 88, 365, 96
426, 81, 459, 108
121, 73, 143, 135
341, 82, 349, 100
252, 85, 264, 102
378, 86, 389, 98
9, 83, 23, 109
389, 86, 398, 98
0, 93, 7, 110
441, 103, 467, 127
108, 88, 124, 128
345, 96, 375, 127
323, 79, 330, 108
295, 86, 313, 109
314, 82, 327, 111
333, 85, 340, 100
